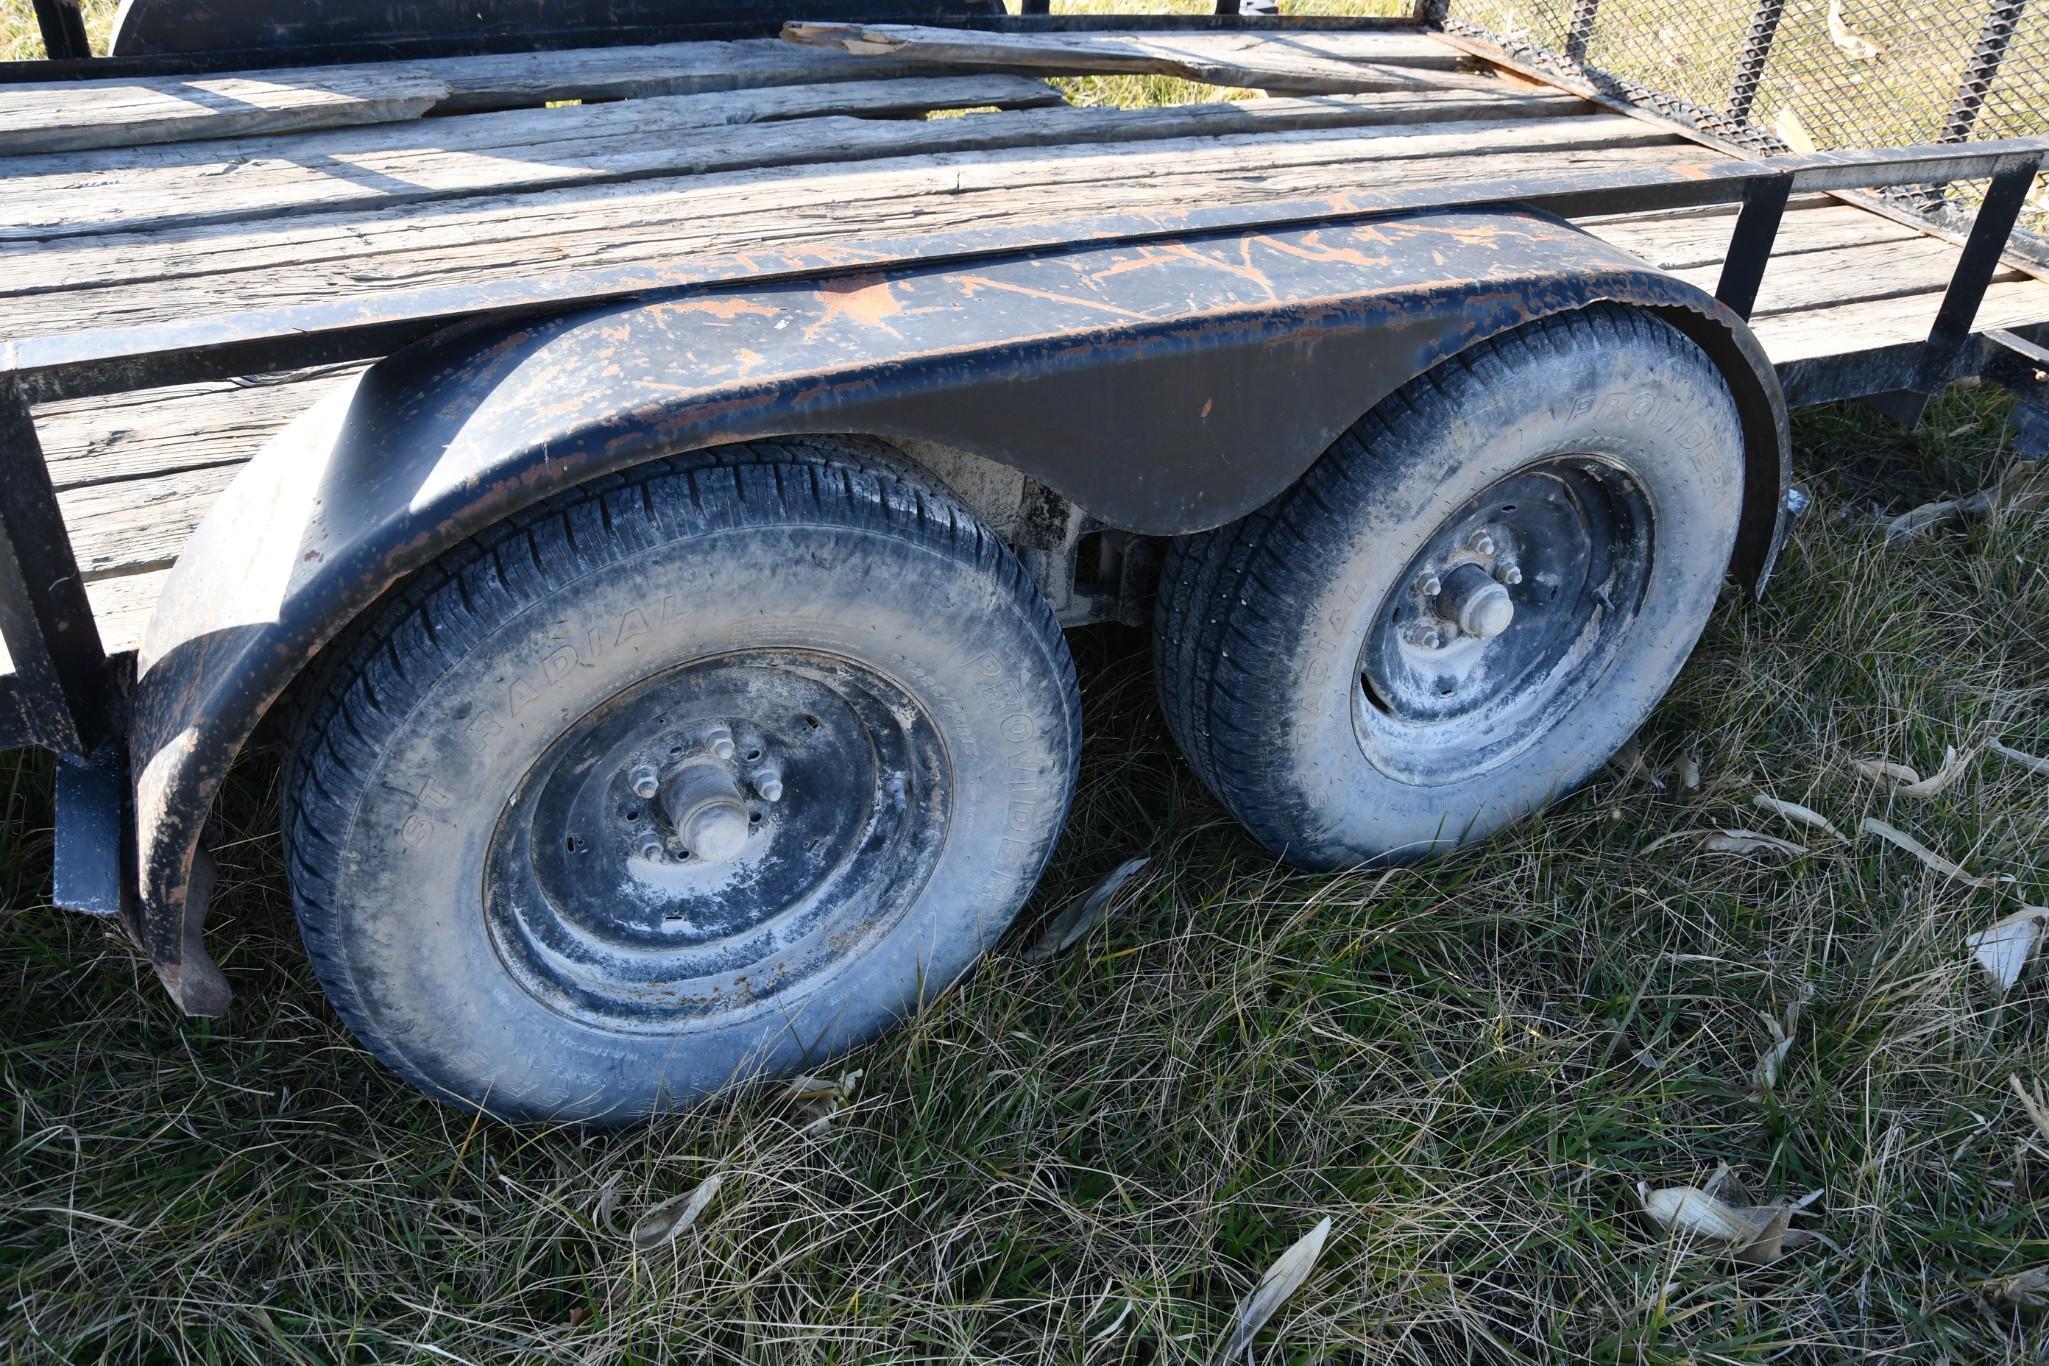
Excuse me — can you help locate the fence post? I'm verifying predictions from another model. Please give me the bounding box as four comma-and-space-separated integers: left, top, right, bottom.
1726, 0, 1787, 127
1938, 0, 2031, 145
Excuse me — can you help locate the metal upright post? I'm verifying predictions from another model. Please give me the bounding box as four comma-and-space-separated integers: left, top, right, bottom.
1716, 174, 1793, 319
0, 381, 112, 757
1564, 0, 1601, 65
30, 0, 91, 59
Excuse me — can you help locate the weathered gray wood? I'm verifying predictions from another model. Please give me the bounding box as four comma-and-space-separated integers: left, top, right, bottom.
60, 462, 238, 581
780, 22, 1493, 95
1668, 234, 2025, 318
0, 567, 169, 674
34, 365, 358, 490
0, 66, 451, 157
1753, 274, 2049, 362
0, 115, 1681, 328
1587, 201, 1923, 272
0, 75, 1079, 239
0, 38, 958, 158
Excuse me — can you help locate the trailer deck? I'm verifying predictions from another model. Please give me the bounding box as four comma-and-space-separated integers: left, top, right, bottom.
4, 21, 2049, 675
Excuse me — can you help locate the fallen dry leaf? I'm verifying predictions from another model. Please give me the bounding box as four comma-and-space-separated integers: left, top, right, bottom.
1756, 998, 1803, 1092
1638, 1179, 1821, 1265
1827, 0, 1884, 60
628, 1173, 724, 1252
1860, 817, 2014, 889
1991, 739, 2049, 778
1644, 828, 1806, 857
785, 1068, 863, 1133
1023, 856, 1150, 964
1983, 1265, 2049, 1310
1774, 106, 1817, 154
1678, 754, 1703, 793
1886, 461, 2046, 540
1209, 1215, 1331, 1365
1899, 745, 1974, 798
1752, 794, 1845, 841
1969, 909, 2049, 994
1855, 757, 1922, 786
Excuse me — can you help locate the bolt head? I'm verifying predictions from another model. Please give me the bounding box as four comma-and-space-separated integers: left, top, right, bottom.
1416, 627, 1443, 649
629, 764, 660, 801
635, 831, 665, 862
1416, 573, 1443, 598
756, 775, 784, 803
1469, 532, 1497, 556
1500, 565, 1524, 587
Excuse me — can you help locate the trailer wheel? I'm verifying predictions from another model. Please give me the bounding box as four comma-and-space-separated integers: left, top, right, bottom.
1155, 305, 1744, 867
282, 437, 1079, 1123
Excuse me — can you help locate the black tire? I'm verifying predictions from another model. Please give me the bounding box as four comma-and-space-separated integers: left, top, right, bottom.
1155, 305, 1745, 868
283, 437, 1080, 1123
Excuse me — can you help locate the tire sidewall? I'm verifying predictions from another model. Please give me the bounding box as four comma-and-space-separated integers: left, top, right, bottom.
323, 519, 1074, 1121
1258, 319, 1744, 865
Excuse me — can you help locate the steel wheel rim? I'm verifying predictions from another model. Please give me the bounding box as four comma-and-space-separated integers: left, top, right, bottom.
1353, 456, 1655, 786
483, 649, 951, 1032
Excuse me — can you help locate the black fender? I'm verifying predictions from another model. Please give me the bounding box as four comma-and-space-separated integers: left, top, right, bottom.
126, 208, 1790, 1013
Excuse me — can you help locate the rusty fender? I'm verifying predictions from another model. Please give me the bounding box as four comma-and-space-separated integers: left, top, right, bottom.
126, 207, 1789, 1014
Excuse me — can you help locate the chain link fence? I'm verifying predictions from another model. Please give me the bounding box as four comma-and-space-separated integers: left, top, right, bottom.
1427, 0, 2048, 255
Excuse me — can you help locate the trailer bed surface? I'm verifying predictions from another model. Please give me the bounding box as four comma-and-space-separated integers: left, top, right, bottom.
5, 25, 2048, 673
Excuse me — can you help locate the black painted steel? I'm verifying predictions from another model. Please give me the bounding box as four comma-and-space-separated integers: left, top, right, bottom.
0, 382, 110, 757
485, 649, 948, 1030
1356, 458, 1651, 786
1939, 0, 2032, 148
110, 0, 1002, 57
1922, 161, 2043, 389
31, 0, 90, 59
1715, 174, 1792, 321
53, 743, 129, 918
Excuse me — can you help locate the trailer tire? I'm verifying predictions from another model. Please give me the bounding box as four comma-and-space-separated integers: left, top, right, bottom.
282, 437, 1080, 1123
1154, 305, 1744, 868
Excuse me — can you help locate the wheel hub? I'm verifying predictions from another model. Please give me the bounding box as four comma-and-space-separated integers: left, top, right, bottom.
1355, 457, 1653, 785
482, 650, 950, 1031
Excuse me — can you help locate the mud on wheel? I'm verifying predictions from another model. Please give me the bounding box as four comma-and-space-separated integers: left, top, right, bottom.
1154, 304, 1747, 868
283, 437, 1080, 1123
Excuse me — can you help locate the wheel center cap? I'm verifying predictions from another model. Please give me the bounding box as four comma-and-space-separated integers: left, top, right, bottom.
1440, 563, 1515, 640
661, 760, 751, 863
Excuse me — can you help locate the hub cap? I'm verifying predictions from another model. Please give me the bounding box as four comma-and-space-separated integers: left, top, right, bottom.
483, 650, 950, 1031
1354, 457, 1654, 785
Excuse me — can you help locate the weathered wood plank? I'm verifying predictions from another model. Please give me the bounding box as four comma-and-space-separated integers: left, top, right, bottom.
0, 75, 1081, 239
34, 365, 359, 490
0, 567, 169, 674
780, 22, 1493, 94
59, 462, 238, 581
1668, 235, 2026, 319
0, 116, 1682, 329
0, 87, 1589, 242
1587, 201, 1923, 272
0, 67, 451, 157
1750, 275, 2049, 362
0, 38, 961, 158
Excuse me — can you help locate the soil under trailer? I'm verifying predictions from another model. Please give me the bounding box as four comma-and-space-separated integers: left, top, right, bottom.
4, 0, 2046, 1121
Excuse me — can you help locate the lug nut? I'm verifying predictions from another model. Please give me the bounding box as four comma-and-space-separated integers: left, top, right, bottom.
1469, 531, 1497, 556
635, 830, 665, 862
1416, 627, 1443, 649
629, 763, 660, 800
1499, 565, 1524, 586
755, 773, 784, 803
705, 725, 736, 761
1416, 572, 1443, 598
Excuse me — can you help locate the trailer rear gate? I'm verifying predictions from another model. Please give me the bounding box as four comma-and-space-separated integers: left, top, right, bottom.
4, 22, 2049, 682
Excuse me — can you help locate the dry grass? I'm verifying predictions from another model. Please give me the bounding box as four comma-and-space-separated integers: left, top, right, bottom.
4, 3, 2049, 1362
